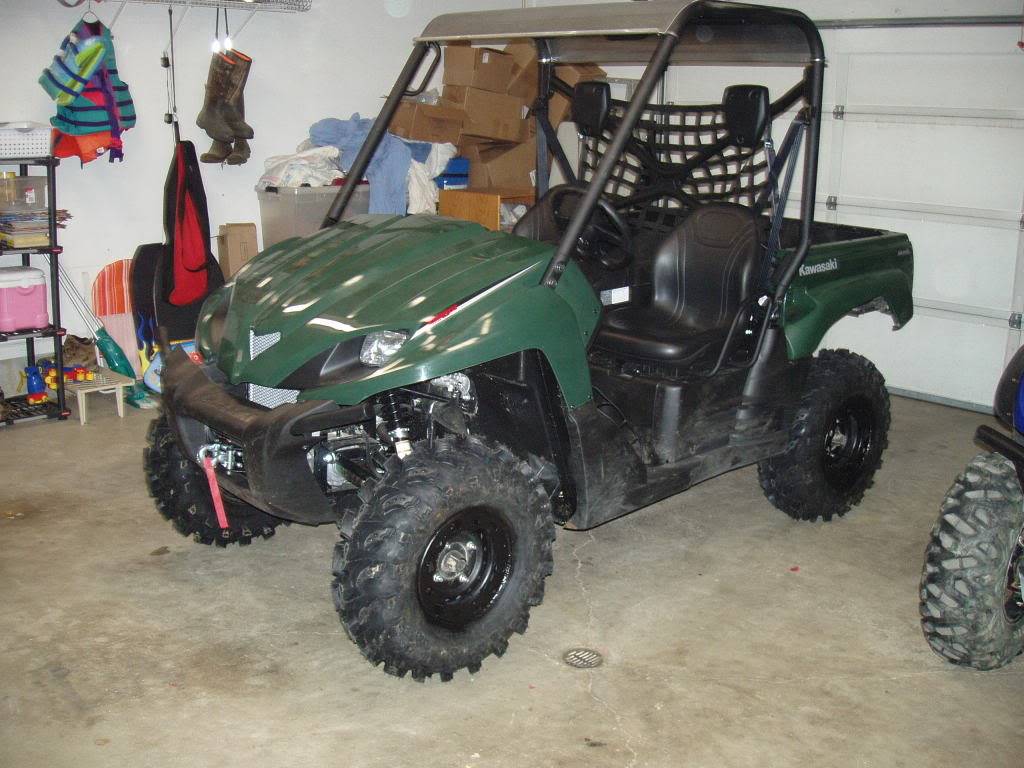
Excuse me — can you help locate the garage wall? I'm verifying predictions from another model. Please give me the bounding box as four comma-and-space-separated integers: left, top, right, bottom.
0, 0, 515, 357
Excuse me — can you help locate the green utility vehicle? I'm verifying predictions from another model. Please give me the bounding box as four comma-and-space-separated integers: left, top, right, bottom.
147, 0, 914, 680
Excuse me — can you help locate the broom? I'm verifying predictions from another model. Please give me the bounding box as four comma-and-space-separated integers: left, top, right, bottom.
56, 264, 153, 408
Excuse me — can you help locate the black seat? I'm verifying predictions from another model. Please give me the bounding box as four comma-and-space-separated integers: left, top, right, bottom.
593, 203, 761, 366
511, 192, 560, 244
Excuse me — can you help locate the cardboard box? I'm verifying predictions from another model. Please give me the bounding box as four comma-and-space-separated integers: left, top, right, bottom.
467, 139, 537, 189
443, 86, 529, 143
217, 223, 258, 277
443, 44, 515, 93
390, 100, 464, 144
457, 137, 490, 187
508, 60, 539, 100
503, 41, 538, 71
439, 188, 535, 232
440, 84, 469, 107
504, 42, 539, 99
502, 41, 607, 128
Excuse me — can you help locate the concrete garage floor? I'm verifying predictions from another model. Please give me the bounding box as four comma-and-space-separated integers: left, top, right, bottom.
1, 395, 1022, 768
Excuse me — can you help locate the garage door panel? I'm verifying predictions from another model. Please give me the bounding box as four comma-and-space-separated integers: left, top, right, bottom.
834, 212, 1019, 311
846, 53, 1024, 111
839, 123, 1023, 211
665, 66, 806, 105
821, 312, 1009, 407
784, 119, 835, 201
831, 24, 1022, 58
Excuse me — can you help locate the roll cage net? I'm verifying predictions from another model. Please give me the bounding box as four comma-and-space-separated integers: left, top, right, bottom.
577, 87, 802, 240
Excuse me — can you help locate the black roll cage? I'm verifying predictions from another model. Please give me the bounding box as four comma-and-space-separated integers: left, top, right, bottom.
322, 0, 825, 308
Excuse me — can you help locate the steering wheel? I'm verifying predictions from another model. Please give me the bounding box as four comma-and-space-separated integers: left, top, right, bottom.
547, 184, 634, 271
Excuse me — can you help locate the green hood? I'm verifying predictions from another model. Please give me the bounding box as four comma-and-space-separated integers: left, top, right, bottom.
200, 214, 601, 406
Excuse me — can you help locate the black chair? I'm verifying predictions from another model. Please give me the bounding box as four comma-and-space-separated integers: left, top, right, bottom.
593, 203, 761, 367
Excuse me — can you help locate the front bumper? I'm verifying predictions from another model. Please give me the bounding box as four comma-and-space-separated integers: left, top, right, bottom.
161, 347, 373, 524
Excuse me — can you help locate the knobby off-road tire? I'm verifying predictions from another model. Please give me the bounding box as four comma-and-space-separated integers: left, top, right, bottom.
920, 452, 1024, 669
332, 437, 555, 681
143, 415, 281, 546
758, 349, 890, 521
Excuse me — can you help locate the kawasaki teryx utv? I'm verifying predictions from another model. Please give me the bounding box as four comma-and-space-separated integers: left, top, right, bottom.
146, 0, 915, 680
920, 348, 1024, 669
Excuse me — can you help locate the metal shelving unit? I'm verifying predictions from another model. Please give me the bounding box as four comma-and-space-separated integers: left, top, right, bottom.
1, 156, 68, 426
101, 0, 311, 48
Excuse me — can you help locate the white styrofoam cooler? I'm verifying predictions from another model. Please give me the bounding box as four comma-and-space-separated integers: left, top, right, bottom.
0, 266, 49, 332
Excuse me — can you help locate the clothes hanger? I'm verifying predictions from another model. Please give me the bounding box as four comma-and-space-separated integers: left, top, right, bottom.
82, 0, 101, 24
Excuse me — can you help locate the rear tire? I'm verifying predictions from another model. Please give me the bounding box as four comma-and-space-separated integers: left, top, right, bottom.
143, 415, 281, 546
332, 437, 555, 681
758, 349, 890, 521
920, 452, 1024, 669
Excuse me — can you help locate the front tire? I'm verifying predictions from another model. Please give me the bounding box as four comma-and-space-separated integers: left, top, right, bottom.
920, 452, 1024, 669
758, 349, 890, 521
143, 415, 281, 546
332, 437, 555, 681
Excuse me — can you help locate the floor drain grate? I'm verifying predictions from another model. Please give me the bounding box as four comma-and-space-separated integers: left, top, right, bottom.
563, 647, 603, 669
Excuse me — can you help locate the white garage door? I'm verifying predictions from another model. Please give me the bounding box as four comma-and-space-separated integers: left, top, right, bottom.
817, 23, 1024, 411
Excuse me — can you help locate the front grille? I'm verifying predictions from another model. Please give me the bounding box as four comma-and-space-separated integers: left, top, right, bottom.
246, 329, 295, 408
247, 383, 299, 409
249, 329, 281, 360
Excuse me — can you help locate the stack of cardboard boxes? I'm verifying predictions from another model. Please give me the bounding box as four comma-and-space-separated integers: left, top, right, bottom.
390, 42, 604, 197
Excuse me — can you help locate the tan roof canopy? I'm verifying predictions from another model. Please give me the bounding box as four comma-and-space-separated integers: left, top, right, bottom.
417, 0, 821, 67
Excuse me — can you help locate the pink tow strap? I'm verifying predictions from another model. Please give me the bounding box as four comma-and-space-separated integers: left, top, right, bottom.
202, 455, 230, 530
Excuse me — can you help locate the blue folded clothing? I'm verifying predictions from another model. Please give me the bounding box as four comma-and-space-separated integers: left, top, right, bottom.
309, 114, 434, 215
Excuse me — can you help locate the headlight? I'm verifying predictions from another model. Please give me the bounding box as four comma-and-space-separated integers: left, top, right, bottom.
359, 330, 408, 366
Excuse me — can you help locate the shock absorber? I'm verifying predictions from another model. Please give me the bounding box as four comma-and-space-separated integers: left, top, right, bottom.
378, 391, 413, 458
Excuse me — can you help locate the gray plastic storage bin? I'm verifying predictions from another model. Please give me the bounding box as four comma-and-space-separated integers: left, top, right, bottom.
257, 182, 370, 249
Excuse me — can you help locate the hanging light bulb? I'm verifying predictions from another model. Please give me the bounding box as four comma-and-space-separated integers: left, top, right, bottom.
223, 10, 233, 51
211, 8, 222, 53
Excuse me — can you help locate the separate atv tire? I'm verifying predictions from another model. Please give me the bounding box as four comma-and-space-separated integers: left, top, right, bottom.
332, 437, 555, 681
920, 452, 1024, 669
143, 415, 281, 546
758, 349, 890, 521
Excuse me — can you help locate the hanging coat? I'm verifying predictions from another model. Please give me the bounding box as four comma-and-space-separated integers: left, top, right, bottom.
160, 141, 223, 308
42, 18, 136, 163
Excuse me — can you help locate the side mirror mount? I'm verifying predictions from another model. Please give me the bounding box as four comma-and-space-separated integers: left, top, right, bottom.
572, 81, 611, 139
722, 85, 770, 149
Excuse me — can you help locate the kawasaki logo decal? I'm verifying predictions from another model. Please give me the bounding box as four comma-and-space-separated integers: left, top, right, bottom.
799, 258, 839, 277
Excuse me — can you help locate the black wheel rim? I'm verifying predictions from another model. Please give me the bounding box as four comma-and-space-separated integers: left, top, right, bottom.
417, 505, 515, 631
822, 395, 877, 491
1004, 525, 1024, 622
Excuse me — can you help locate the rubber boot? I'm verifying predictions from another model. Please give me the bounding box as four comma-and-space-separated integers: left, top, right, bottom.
222, 49, 254, 140
200, 139, 233, 164
226, 138, 251, 166
196, 53, 236, 142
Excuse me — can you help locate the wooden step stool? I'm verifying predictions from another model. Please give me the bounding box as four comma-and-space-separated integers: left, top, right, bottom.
63, 367, 135, 425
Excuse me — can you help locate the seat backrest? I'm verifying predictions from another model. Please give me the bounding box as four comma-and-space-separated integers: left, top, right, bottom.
511, 198, 559, 244
650, 203, 761, 332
